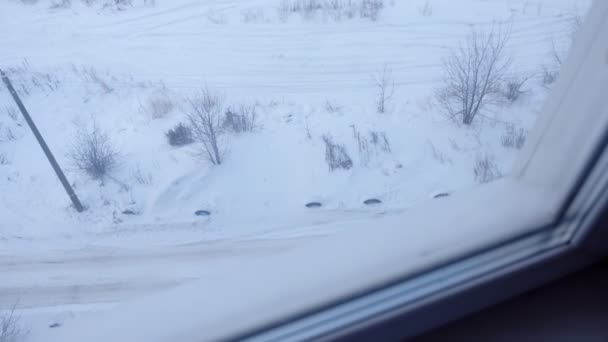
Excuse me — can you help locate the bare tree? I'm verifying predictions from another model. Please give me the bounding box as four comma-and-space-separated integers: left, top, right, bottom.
187, 89, 225, 165
374, 65, 394, 114
1, 304, 22, 342
437, 25, 511, 125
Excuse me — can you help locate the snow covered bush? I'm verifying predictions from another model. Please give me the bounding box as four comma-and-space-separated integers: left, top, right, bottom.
165, 122, 193, 147
501, 124, 527, 149
186, 89, 225, 165
436, 25, 511, 125
322, 134, 353, 171
68, 123, 120, 180
474, 154, 502, 184
223, 104, 258, 133
1, 307, 22, 342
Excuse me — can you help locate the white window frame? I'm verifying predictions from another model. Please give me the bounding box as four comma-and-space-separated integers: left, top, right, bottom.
48, 1, 608, 341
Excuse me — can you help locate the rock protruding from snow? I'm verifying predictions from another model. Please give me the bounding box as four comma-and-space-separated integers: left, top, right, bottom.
305, 202, 322, 208
433, 192, 450, 199
195, 210, 211, 216
363, 198, 382, 205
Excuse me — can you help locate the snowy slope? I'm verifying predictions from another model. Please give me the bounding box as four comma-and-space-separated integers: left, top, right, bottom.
0, 0, 590, 245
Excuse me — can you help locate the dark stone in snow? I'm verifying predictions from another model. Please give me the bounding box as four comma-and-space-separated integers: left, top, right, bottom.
122, 210, 137, 215
195, 210, 211, 216
433, 192, 450, 198
305, 202, 322, 208
49, 323, 61, 328
363, 198, 382, 205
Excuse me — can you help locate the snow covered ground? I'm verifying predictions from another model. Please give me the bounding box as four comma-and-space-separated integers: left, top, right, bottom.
0, 0, 590, 340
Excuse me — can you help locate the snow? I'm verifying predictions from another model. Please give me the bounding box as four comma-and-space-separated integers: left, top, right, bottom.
36, 178, 558, 342
0, 0, 591, 340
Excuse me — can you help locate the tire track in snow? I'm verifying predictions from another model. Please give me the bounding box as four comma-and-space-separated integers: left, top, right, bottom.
0, 237, 314, 310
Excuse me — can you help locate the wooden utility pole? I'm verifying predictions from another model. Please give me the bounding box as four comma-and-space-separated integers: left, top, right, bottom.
0, 68, 84, 212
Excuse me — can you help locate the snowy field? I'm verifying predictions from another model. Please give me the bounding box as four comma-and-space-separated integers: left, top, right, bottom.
0, 0, 590, 340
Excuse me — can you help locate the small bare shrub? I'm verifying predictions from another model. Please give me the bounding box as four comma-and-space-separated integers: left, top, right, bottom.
369, 130, 391, 153
5, 107, 19, 122
501, 124, 527, 149
242, 7, 266, 22
324, 101, 341, 113
541, 66, 559, 87
82, 67, 113, 93
543, 13, 582, 88
187, 89, 225, 165
428, 141, 452, 165
166, 122, 194, 147
1, 305, 22, 342
360, 0, 383, 20
68, 123, 120, 180
0, 153, 9, 166
143, 95, 174, 119
419, 0, 432, 17
550, 13, 582, 68
503, 75, 529, 102
474, 154, 502, 184
132, 165, 153, 186
223, 104, 258, 133
374, 66, 394, 114
353, 128, 371, 166
436, 25, 511, 125
81, 0, 137, 9
352, 127, 391, 166
322, 134, 353, 171
50, 0, 72, 8
278, 0, 384, 21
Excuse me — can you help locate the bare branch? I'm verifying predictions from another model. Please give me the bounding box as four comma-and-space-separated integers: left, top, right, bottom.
186, 88, 226, 165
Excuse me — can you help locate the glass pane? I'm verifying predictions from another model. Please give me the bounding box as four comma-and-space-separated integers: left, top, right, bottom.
0, 0, 592, 339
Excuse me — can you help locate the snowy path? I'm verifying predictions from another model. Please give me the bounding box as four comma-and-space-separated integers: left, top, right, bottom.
0, 236, 319, 310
